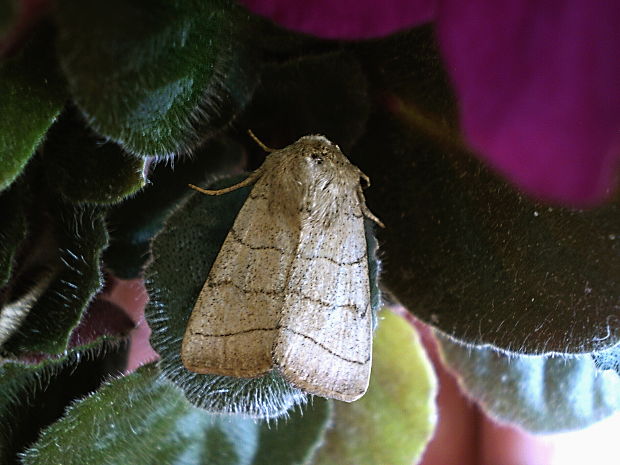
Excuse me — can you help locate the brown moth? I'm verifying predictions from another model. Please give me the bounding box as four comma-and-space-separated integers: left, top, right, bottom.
181, 132, 382, 402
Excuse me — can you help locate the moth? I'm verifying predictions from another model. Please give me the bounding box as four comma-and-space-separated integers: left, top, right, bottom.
181, 132, 382, 402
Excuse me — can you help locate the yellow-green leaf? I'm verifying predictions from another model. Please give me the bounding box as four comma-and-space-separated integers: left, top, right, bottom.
313, 310, 437, 465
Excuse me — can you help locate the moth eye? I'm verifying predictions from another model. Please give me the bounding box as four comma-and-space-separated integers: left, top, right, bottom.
310, 153, 323, 164
359, 176, 370, 188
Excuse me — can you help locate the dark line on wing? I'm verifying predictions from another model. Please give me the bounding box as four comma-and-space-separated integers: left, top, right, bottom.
279, 326, 370, 365
206, 279, 285, 297
207, 279, 363, 314
287, 290, 359, 312
280, 363, 367, 397
229, 226, 366, 267
229, 227, 287, 254
191, 326, 369, 365
298, 254, 366, 266
192, 327, 277, 338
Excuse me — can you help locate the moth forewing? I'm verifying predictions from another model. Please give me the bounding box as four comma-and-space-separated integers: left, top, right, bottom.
182, 134, 379, 401
273, 192, 373, 401
180, 172, 298, 378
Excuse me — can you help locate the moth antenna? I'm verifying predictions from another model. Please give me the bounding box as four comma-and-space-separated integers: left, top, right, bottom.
357, 185, 385, 228
364, 207, 385, 228
189, 170, 262, 196
248, 129, 277, 152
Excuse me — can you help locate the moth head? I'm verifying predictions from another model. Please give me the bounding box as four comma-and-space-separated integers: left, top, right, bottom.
294, 135, 359, 179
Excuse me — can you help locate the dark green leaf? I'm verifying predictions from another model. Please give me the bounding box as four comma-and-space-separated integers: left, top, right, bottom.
0, 342, 128, 464
436, 333, 620, 433
313, 310, 437, 465
104, 135, 244, 278
42, 109, 146, 204
0, 184, 27, 288
0, 0, 18, 36
353, 25, 458, 130
21, 365, 261, 465
238, 51, 370, 153
253, 398, 332, 465
0, 25, 66, 191
353, 111, 620, 353
0, 267, 55, 348
3, 199, 108, 355
54, 0, 259, 156
246, 12, 338, 62
21, 365, 332, 465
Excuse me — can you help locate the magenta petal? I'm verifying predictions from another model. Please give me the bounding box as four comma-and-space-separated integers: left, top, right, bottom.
438, 0, 620, 206
238, 0, 436, 39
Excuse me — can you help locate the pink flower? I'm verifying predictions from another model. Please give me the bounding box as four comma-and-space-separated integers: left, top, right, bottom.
239, 0, 620, 206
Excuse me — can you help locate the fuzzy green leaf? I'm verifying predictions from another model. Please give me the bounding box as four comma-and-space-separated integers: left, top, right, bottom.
21, 365, 260, 465
0, 25, 66, 192
0, 0, 18, 36
54, 0, 259, 156
145, 174, 381, 418
0, 183, 26, 288
238, 51, 369, 153
0, 342, 128, 463
353, 25, 458, 131
436, 333, 620, 433
22, 365, 332, 465
0, 268, 55, 349
253, 398, 332, 465
313, 310, 437, 465
104, 135, 244, 279
42, 109, 146, 204
352, 111, 620, 353
0, 360, 56, 460
2, 198, 107, 355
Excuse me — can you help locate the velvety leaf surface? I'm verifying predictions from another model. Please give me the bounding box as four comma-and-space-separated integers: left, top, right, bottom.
54, 0, 258, 156
21, 365, 261, 465
0, 360, 59, 461
42, 109, 146, 204
0, 0, 18, 36
0, 342, 128, 464
352, 25, 458, 131
1, 268, 128, 355
313, 310, 437, 465
3, 198, 108, 355
104, 134, 244, 278
22, 365, 332, 465
0, 177, 52, 349
436, 333, 620, 433
352, 111, 620, 354
0, 184, 26, 288
0, 267, 54, 348
246, 14, 333, 60
145, 174, 381, 418
238, 51, 369, 153
253, 399, 332, 465
0, 25, 65, 191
